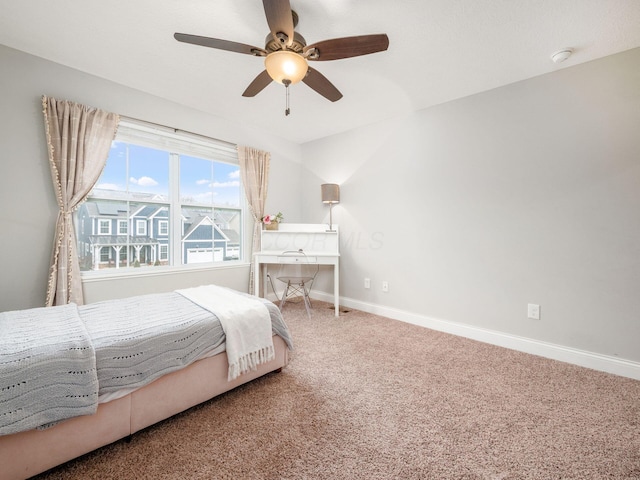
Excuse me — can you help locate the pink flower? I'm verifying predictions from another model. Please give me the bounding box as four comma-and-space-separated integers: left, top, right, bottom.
262, 212, 283, 224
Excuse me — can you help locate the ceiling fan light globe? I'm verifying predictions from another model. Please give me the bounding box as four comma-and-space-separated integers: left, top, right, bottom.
265, 51, 308, 85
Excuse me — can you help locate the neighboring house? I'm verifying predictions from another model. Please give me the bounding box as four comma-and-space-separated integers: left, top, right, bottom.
181, 214, 239, 263
76, 201, 239, 270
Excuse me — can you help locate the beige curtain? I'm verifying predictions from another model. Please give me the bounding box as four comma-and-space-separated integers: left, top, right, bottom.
42, 96, 120, 306
238, 146, 270, 294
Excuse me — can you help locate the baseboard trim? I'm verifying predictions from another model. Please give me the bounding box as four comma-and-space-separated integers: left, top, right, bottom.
310, 292, 640, 381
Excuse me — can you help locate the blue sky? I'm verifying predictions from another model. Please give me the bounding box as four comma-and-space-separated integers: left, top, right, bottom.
96, 142, 241, 207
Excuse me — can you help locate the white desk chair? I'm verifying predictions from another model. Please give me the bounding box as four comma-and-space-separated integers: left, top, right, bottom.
274, 250, 319, 318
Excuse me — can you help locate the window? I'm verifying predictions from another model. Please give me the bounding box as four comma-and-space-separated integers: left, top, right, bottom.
136, 219, 147, 236
98, 219, 111, 235
77, 119, 243, 272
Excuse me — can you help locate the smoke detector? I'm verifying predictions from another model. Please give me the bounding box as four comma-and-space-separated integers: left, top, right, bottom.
551, 48, 573, 63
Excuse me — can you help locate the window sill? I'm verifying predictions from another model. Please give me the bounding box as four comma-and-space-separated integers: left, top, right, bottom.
81, 260, 250, 283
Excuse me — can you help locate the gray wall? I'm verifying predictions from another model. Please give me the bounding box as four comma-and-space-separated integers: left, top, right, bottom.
302, 48, 640, 363
2, 43, 639, 366
0, 45, 302, 310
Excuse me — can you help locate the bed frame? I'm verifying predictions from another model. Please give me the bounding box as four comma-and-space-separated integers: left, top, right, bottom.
0, 335, 288, 480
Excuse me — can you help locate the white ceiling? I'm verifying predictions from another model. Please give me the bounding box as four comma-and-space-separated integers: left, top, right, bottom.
1, 1, 640, 144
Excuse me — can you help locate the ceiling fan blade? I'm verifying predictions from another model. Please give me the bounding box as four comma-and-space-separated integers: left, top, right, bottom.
174, 33, 266, 56
304, 34, 389, 61
302, 68, 343, 102
262, 0, 294, 47
242, 70, 273, 97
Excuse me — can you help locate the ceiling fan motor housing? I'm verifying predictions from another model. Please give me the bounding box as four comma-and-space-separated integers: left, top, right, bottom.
265, 31, 306, 53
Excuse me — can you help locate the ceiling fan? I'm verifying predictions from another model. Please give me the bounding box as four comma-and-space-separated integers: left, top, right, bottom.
174, 0, 389, 113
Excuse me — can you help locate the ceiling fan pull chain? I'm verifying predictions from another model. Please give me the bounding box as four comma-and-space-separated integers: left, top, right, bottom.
283, 79, 291, 116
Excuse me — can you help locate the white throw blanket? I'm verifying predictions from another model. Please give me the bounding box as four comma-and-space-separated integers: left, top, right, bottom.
176, 285, 275, 381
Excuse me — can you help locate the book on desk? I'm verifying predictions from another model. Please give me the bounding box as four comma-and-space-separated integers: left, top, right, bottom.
254, 223, 340, 316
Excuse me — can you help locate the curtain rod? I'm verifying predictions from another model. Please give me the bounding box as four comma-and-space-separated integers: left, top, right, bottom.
120, 115, 237, 149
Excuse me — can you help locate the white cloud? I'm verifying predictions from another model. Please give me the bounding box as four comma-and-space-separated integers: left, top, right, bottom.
213, 180, 240, 188
130, 176, 158, 187
195, 176, 239, 188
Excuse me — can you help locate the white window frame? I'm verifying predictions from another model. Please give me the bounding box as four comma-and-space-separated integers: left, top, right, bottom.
118, 220, 128, 235
159, 244, 169, 261
136, 219, 147, 236
98, 219, 111, 235
80, 118, 245, 277
158, 220, 169, 236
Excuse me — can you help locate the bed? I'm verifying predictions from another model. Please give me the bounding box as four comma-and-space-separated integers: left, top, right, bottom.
0, 285, 293, 480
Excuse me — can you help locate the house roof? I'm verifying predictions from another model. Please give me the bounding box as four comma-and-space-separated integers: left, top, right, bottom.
182, 216, 214, 241
82, 202, 128, 218
221, 229, 240, 244
181, 215, 240, 243
133, 205, 163, 218
182, 208, 239, 225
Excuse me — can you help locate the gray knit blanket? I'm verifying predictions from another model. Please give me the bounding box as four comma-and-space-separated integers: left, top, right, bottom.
0, 304, 98, 436
0, 289, 292, 436
79, 292, 226, 395
79, 291, 292, 395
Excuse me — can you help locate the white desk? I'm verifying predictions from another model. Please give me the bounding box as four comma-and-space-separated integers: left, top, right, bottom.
253, 224, 340, 317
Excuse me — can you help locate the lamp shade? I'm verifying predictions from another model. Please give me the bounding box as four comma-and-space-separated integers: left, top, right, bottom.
321, 184, 340, 204
264, 51, 308, 85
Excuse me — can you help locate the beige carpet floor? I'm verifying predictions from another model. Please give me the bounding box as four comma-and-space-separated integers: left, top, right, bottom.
35, 299, 640, 479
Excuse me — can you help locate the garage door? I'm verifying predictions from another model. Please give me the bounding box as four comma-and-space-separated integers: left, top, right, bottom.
187, 248, 223, 264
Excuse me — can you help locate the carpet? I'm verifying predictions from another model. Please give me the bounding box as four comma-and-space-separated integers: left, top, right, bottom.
35, 299, 640, 479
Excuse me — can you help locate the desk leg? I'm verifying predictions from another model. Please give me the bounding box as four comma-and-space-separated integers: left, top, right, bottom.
262, 265, 269, 299
334, 261, 339, 317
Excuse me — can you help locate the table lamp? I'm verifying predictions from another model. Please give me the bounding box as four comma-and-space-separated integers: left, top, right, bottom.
321, 183, 340, 232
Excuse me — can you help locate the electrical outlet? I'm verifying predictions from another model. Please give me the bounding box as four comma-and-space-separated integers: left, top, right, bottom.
382, 281, 389, 292
364, 277, 371, 289
527, 303, 540, 320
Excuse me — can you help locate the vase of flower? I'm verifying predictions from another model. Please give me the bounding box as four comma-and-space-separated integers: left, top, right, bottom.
262, 212, 284, 230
